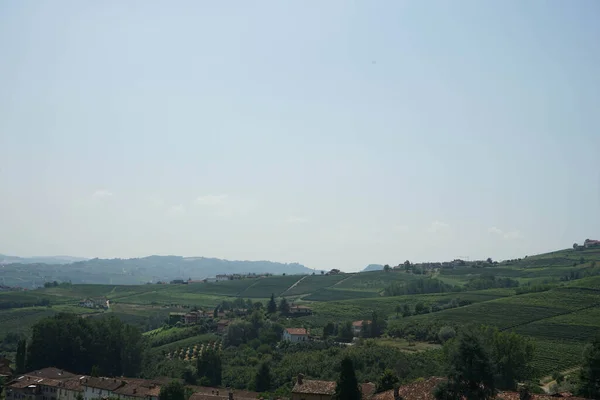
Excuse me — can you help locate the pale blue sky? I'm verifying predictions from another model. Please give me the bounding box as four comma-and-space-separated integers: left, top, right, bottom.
1, 1, 599, 272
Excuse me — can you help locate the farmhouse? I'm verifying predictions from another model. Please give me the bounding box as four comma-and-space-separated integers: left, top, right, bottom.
352, 320, 371, 337
82, 377, 126, 400
289, 305, 312, 316
78, 298, 108, 310
282, 328, 309, 343
584, 239, 600, 248
217, 320, 231, 334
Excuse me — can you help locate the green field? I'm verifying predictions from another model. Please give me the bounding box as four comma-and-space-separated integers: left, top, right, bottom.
2, 246, 600, 378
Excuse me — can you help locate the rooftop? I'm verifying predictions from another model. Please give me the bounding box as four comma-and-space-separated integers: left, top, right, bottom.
82, 377, 126, 391
285, 328, 308, 335
292, 379, 336, 395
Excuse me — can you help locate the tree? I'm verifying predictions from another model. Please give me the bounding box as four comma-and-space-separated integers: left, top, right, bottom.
321, 270, 325, 275
395, 304, 402, 317
213, 306, 219, 318
435, 330, 496, 400
384, 264, 391, 272
370, 311, 386, 338
334, 357, 361, 400
486, 258, 493, 264
402, 304, 411, 317
438, 326, 456, 343
578, 336, 600, 399
480, 327, 535, 389
90, 365, 100, 377
267, 294, 277, 314
323, 322, 336, 339
196, 348, 222, 386
337, 321, 354, 343
159, 381, 186, 400
573, 243, 579, 250
16, 338, 26, 374
279, 298, 290, 315
377, 369, 399, 392
254, 362, 272, 393
415, 302, 425, 314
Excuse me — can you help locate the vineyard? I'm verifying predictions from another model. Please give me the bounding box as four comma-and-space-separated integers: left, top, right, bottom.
166, 340, 223, 362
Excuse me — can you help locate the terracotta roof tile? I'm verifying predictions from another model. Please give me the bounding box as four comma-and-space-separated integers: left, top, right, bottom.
372, 377, 445, 400
292, 379, 336, 395
362, 382, 376, 399
285, 328, 308, 335
353, 320, 371, 327
82, 377, 126, 391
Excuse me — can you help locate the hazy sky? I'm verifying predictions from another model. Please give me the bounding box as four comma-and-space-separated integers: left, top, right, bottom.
1, 1, 599, 272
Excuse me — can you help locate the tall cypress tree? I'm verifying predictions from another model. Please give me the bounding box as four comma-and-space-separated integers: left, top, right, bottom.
267, 294, 277, 314
16, 339, 26, 374
334, 357, 361, 400
254, 362, 271, 393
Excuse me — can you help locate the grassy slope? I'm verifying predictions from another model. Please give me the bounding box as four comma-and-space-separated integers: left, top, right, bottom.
2, 246, 600, 376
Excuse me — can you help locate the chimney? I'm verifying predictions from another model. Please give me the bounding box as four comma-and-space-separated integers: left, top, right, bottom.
228, 390, 233, 400
297, 374, 304, 385
394, 386, 400, 400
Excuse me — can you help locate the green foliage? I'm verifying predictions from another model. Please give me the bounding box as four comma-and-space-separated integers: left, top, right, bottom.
480, 326, 535, 389
26, 313, 143, 376
385, 278, 456, 297
254, 362, 272, 393
438, 326, 456, 343
377, 369, 399, 392
336, 321, 354, 343
578, 336, 600, 399
267, 294, 277, 314
159, 380, 187, 400
436, 330, 496, 400
464, 275, 519, 290
16, 338, 26, 374
323, 322, 335, 339
333, 357, 361, 400
196, 348, 222, 387
279, 298, 290, 315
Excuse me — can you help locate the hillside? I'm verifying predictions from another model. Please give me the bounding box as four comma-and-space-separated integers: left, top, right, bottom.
2, 246, 600, 380
0, 255, 319, 288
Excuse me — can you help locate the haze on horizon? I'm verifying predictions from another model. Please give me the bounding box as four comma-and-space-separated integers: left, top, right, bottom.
1, 1, 599, 273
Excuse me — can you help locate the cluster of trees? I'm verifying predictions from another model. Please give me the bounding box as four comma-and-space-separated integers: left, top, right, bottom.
322, 312, 386, 342
385, 278, 457, 297
464, 274, 519, 290
223, 310, 283, 347
20, 313, 144, 377
434, 326, 535, 400
392, 298, 471, 319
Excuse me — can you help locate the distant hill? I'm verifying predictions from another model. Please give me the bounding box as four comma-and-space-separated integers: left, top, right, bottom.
0, 254, 89, 265
362, 264, 384, 272
0, 255, 319, 288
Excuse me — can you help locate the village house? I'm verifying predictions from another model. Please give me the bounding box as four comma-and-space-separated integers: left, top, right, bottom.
57, 379, 85, 400
217, 320, 231, 334
289, 305, 312, 316
282, 328, 309, 343
0, 355, 14, 380
78, 298, 108, 310
5, 368, 77, 400
291, 374, 336, 400
352, 320, 371, 337
82, 376, 126, 400
112, 381, 160, 400
584, 239, 600, 248
183, 310, 208, 325
215, 275, 229, 282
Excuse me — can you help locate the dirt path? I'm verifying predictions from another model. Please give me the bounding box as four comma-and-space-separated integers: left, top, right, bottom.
539, 367, 580, 393
333, 275, 353, 287
280, 276, 308, 296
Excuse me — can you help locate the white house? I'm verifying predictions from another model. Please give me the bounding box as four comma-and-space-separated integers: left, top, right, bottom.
215, 275, 229, 282
282, 328, 309, 343
352, 320, 371, 337
82, 377, 125, 400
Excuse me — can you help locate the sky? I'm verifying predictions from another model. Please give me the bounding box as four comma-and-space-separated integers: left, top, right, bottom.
1, 1, 599, 272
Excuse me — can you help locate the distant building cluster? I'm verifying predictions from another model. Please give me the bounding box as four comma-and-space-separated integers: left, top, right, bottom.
4, 368, 262, 400
573, 239, 600, 250
78, 298, 109, 310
